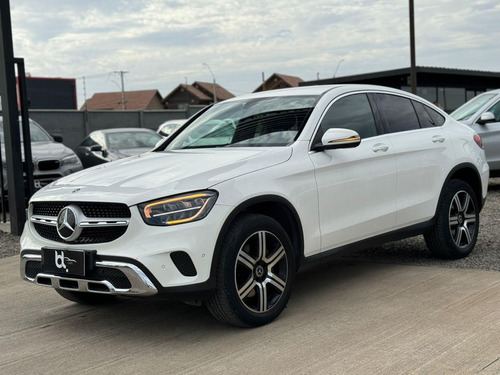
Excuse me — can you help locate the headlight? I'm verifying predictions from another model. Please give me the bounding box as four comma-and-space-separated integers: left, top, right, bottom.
61, 154, 81, 166
138, 190, 218, 226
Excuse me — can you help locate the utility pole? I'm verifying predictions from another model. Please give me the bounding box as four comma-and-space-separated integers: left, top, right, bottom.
203, 63, 217, 104
409, 0, 417, 94
333, 59, 345, 78
114, 70, 129, 109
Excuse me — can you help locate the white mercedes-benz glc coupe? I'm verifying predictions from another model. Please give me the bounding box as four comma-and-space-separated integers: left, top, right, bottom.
20, 85, 489, 327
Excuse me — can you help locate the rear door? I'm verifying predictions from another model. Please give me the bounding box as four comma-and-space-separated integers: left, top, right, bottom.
371, 93, 454, 228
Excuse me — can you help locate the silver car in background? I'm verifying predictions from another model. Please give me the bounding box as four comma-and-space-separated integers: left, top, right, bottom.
451, 89, 500, 176
157, 119, 187, 138
0, 117, 83, 191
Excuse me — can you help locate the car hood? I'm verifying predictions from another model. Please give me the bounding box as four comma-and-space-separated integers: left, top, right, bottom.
1, 141, 74, 161
33, 148, 292, 205
111, 147, 154, 159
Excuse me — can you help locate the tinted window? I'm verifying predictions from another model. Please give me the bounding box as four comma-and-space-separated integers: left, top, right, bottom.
423, 105, 445, 126
412, 101, 434, 128
376, 94, 420, 133
485, 100, 500, 122
80, 136, 97, 147
315, 94, 377, 142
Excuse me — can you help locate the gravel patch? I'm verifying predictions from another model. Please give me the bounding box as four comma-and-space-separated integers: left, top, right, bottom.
1, 179, 500, 271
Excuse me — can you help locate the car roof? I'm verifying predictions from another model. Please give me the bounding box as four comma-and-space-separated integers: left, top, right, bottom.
223, 84, 420, 102
94, 128, 157, 134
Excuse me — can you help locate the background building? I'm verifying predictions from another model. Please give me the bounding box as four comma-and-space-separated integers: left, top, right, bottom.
254, 73, 303, 92
163, 81, 234, 109
81, 89, 164, 110
23, 76, 77, 109
301, 66, 500, 113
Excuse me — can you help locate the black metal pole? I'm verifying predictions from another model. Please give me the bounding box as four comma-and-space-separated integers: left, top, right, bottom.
0, 0, 27, 234
409, 0, 417, 94
15, 58, 34, 199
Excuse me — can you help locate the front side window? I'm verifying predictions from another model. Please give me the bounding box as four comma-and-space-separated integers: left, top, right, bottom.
166, 96, 317, 149
106, 132, 162, 150
376, 94, 420, 133
314, 94, 377, 144
484, 100, 500, 122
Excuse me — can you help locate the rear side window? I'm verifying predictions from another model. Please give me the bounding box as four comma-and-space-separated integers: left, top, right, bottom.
315, 94, 377, 143
412, 101, 435, 128
375, 94, 420, 133
423, 104, 445, 126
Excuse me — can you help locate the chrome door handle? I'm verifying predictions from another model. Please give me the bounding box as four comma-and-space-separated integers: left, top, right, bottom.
432, 136, 445, 143
372, 144, 389, 152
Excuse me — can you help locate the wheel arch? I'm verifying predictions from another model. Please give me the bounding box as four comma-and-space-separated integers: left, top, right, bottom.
441, 163, 485, 211
211, 195, 304, 276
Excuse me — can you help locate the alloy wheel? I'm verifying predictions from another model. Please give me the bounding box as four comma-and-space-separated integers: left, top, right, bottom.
449, 190, 477, 248
234, 230, 288, 313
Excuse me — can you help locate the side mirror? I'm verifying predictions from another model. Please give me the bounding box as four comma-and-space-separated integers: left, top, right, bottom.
477, 112, 496, 125
313, 128, 361, 151
90, 145, 103, 152
52, 134, 63, 143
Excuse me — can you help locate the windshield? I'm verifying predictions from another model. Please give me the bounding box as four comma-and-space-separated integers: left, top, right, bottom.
451, 93, 496, 121
105, 131, 162, 150
0, 118, 53, 143
166, 95, 318, 149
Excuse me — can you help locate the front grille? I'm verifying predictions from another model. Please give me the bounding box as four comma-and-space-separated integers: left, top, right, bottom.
34, 223, 128, 244
32, 202, 131, 218
24, 260, 131, 289
32, 201, 131, 244
38, 160, 60, 171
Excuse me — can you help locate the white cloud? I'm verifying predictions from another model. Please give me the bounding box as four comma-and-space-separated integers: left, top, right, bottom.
10, 0, 500, 106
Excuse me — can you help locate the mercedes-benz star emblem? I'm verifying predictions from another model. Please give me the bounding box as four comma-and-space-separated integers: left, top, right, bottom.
56, 205, 83, 241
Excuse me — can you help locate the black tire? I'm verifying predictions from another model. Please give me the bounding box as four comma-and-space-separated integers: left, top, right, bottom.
206, 214, 295, 327
55, 289, 117, 305
424, 179, 479, 259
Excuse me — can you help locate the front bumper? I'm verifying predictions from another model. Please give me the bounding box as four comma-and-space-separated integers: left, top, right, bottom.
20, 202, 231, 298
21, 252, 158, 296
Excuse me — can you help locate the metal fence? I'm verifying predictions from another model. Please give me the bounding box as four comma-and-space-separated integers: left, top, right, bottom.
28, 105, 205, 150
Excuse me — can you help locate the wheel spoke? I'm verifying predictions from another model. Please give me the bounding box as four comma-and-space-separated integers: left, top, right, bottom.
449, 215, 459, 227
462, 226, 472, 244
265, 245, 286, 268
454, 226, 463, 245
238, 277, 256, 299
462, 193, 471, 213
256, 282, 267, 312
237, 251, 256, 270
257, 231, 266, 262
452, 195, 462, 212
266, 272, 286, 291
464, 213, 476, 222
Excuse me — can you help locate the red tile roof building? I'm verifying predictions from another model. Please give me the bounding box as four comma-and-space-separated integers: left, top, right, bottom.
81, 89, 164, 110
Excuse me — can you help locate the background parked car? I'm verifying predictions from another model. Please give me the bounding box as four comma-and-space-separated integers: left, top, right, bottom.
0, 117, 82, 192
157, 119, 187, 138
451, 89, 500, 176
76, 128, 163, 168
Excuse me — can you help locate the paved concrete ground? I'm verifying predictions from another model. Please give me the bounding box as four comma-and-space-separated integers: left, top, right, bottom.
1, 256, 499, 374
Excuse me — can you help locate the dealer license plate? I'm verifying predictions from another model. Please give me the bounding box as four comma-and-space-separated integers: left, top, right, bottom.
42, 248, 86, 277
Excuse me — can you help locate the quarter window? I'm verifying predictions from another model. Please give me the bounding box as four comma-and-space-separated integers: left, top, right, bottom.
376, 94, 420, 133
412, 101, 435, 128
423, 104, 445, 126
315, 94, 377, 143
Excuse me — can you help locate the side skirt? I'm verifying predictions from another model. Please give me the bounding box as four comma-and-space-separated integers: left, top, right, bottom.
299, 219, 435, 272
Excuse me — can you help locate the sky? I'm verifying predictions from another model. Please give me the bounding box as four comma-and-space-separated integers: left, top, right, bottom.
9, 0, 500, 108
